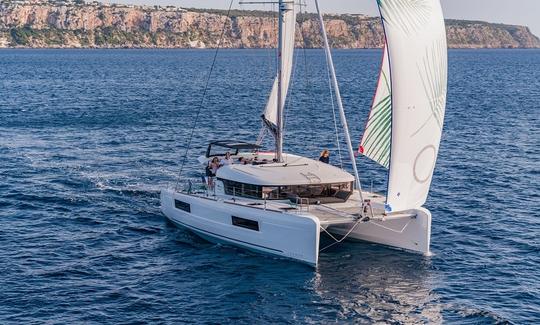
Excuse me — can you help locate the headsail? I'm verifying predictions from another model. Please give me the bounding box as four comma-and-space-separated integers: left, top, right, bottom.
359, 45, 392, 169
262, 2, 296, 135
375, 0, 448, 212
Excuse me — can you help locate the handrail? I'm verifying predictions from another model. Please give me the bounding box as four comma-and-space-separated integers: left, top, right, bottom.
294, 197, 310, 212
177, 177, 209, 195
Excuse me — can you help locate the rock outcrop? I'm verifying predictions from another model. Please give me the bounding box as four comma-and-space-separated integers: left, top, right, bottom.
1, 0, 539, 49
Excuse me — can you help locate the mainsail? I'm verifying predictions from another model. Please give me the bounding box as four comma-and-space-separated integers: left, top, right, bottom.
370, 0, 448, 212
262, 2, 296, 135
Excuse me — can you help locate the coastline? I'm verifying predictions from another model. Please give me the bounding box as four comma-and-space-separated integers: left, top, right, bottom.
1, 3, 539, 50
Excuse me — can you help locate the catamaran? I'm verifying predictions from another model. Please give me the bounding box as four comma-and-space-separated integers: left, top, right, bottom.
161, 0, 448, 266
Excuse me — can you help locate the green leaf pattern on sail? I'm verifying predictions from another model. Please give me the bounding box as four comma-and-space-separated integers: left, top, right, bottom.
412, 38, 448, 137
361, 64, 392, 169
377, 0, 432, 36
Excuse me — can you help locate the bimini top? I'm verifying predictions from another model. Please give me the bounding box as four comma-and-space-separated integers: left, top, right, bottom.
216, 153, 355, 186
206, 140, 262, 158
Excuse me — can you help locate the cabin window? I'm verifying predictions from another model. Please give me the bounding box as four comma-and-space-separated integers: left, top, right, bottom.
221, 179, 263, 199
264, 182, 353, 203
220, 179, 353, 203
232, 216, 260, 231
174, 200, 191, 212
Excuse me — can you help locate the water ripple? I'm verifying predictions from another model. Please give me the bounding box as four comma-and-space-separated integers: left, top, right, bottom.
0, 49, 538, 323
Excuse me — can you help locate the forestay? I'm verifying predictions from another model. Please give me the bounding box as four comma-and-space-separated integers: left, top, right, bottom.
262, 2, 296, 135
373, 0, 448, 212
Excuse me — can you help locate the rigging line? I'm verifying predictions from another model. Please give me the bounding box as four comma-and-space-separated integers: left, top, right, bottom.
175, 0, 235, 190
319, 217, 366, 252
271, 2, 279, 88
256, 124, 267, 145
266, 2, 277, 78
300, 12, 311, 100
298, 0, 320, 157
323, 45, 344, 169
308, 4, 344, 168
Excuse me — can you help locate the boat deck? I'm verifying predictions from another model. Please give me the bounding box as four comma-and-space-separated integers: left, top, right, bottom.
190, 189, 389, 228
308, 191, 387, 226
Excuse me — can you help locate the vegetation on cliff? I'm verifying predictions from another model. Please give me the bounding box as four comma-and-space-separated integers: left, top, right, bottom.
0, 0, 539, 48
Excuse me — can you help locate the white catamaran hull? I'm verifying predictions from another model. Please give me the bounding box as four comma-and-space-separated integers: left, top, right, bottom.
328, 208, 432, 255
160, 189, 321, 265
161, 188, 431, 266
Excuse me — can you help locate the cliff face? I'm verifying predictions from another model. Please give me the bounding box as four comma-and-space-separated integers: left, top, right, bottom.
0, 1, 539, 49
445, 19, 540, 49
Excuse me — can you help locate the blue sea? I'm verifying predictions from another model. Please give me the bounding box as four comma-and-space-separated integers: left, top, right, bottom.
0, 49, 538, 324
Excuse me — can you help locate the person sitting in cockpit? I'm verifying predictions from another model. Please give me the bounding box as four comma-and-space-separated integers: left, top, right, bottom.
238, 157, 250, 165
220, 152, 234, 166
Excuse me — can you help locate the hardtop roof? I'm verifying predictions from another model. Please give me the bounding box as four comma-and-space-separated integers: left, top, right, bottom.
216, 153, 355, 186
208, 140, 262, 150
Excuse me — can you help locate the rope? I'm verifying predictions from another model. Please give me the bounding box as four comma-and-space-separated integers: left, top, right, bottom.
298, 1, 320, 156
323, 47, 344, 169
175, 0, 235, 190
320, 215, 415, 252
319, 217, 366, 252
256, 124, 267, 145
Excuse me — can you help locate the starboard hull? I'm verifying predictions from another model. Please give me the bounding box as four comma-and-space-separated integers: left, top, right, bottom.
328, 208, 432, 255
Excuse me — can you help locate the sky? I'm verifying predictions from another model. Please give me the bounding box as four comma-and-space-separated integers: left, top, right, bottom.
112, 0, 540, 37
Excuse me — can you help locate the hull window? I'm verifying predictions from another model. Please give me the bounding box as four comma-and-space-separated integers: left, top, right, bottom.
174, 200, 191, 213
232, 216, 260, 231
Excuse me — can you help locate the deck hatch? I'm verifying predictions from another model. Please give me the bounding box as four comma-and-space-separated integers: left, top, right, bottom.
174, 199, 191, 213
231, 216, 259, 231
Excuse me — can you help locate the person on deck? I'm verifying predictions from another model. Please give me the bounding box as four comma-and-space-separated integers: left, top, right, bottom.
210, 157, 220, 174
207, 157, 220, 187
319, 149, 330, 164
220, 152, 234, 166
238, 157, 250, 165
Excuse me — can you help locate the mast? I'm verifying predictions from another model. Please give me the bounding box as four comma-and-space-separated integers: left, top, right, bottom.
251, 0, 295, 158
315, 0, 364, 201
275, 0, 286, 162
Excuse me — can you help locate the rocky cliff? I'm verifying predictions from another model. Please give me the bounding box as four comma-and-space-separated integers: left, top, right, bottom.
1, 0, 539, 49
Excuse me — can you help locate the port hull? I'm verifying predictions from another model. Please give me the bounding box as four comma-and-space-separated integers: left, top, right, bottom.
161, 189, 321, 265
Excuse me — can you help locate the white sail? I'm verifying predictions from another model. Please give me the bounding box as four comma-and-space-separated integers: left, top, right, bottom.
376, 0, 448, 212
359, 45, 392, 168
262, 2, 296, 134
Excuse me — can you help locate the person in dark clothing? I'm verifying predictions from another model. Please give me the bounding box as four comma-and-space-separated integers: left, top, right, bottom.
319, 149, 330, 164
206, 157, 220, 188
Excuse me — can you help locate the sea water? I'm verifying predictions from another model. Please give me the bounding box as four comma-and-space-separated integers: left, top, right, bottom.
0, 49, 538, 323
